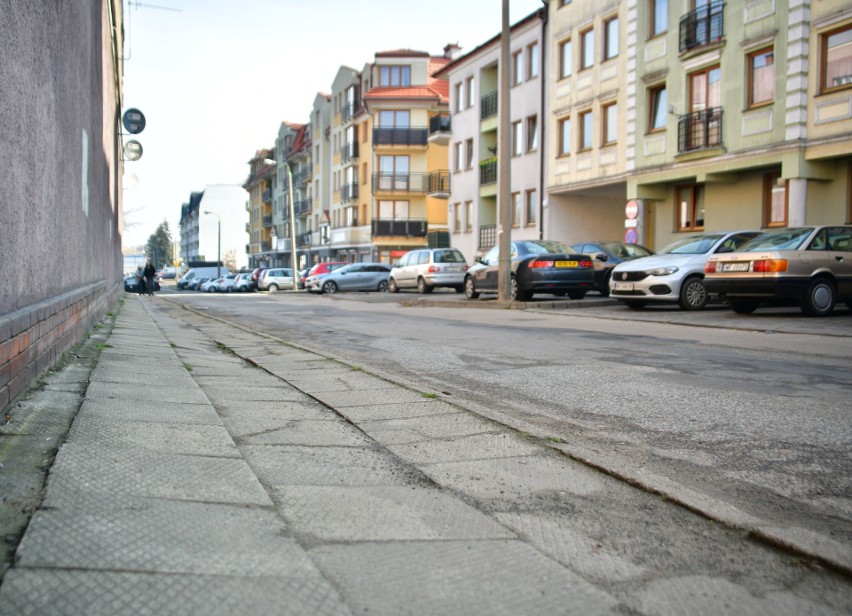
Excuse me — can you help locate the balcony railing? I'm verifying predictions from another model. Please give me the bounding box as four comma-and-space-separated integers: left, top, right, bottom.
262, 215, 273, 228
427, 170, 450, 196
341, 141, 359, 162
342, 101, 361, 123
481, 91, 498, 120
262, 188, 272, 203
677, 107, 723, 153
479, 159, 497, 185
371, 172, 430, 193
373, 127, 428, 146
429, 114, 451, 135
260, 240, 271, 252
479, 224, 497, 250
298, 232, 312, 247
679, 1, 724, 53
292, 170, 309, 185
341, 183, 359, 201
371, 219, 428, 237
245, 222, 250, 232
295, 197, 312, 215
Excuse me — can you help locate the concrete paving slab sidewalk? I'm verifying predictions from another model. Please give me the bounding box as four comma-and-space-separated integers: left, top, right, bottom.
0, 294, 848, 615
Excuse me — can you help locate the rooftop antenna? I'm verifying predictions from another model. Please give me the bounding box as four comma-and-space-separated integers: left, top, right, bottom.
123, 0, 182, 61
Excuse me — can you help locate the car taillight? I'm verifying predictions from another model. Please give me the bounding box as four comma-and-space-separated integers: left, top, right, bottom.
428, 265, 440, 273
579, 259, 593, 269
705, 261, 717, 273
753, 259, 788, 273
531, 260, 554, 269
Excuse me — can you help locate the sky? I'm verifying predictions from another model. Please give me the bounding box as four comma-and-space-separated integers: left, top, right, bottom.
120, 0, 545, 248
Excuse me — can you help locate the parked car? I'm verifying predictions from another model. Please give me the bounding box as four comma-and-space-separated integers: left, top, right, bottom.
305, 262, 349, 293
123, 275, 159, 294
704, 225, 852, 316
296, 268, 310, 290
156, 267, 177, 280
314, 263, 392, 294
188, 276, 213, 291
609, 230, 761, 310
258, 267, 293, 291
388, 248, 468, 294
464, 240, 595, 301
177, 267, 227, 290
234, 273, 254, 292
204, 273, 237, 292
200, 277, 221, 292
570, 241, 654, 296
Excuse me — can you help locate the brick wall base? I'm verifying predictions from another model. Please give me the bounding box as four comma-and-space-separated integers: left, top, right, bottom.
0, 282, 122, 412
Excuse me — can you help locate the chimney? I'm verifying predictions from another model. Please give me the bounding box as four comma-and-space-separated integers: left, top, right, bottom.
443, 43, 462, 60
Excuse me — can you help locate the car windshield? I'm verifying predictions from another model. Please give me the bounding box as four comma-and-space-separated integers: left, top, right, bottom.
522, 240, 572, 255
660, 233, 725, 255
738, 227, 814, 251
599, 242, 653, 258
433, 249, 465, 263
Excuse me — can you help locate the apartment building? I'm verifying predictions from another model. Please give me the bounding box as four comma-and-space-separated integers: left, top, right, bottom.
178, 185, 248, 270
309, 93, 333, 264
243, 149, 275, 269
436, 11, 546, 262
362, 49, 453, 264
626, 0, 852, 250
269, 121, 313, 270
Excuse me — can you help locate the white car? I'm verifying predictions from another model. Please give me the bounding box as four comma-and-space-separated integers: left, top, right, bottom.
609, 230, 760, 310
388, 248, 468, 294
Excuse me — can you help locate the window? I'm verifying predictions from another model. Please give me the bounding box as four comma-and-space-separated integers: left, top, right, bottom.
465, 77, 475, 108
512, 120, 523, 156
378, 200, 409, 220
454, 82, 463, 112
379, 65, 411, 87
748, 48, 774, 107
579, 110, 593, 151
604, 16, 619, 60
676, 184, 705, 231
453, 202, 461, 233
558, 117, 571, 156
525, 189, 537, 225
511, 192, 521, 227
465, 201, 473, 232
453, 142, 462, 172
378, 155, 409, 190
763, 171, 787, 227
648, 85, 667, 132
465, 138, 474, 169
650, 0, 668, 38
378, 110, 410, 127
344, 205, 358, 227
527, 42, 540, 79
822, 25, 852, 92
559, 39, 573, 78
526, 115, 539, 151
602, 102, 617, 145
581, 28, 594, 70
512, 50, 523, 85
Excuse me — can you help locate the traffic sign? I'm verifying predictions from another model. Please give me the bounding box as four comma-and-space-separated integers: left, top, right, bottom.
625, 200, 639, 219
625, 228, 638, 244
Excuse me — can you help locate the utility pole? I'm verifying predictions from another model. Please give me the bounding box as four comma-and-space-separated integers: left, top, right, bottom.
498, 0, 512, 301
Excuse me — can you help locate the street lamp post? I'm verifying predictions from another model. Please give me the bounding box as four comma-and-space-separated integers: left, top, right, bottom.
203, 210, 221, 278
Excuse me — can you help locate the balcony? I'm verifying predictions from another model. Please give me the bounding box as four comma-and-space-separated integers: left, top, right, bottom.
295, 197, 312, 215
341, 141, 359, 162
428, 114, 451, 145
677, 107, 724, 153
298, 231, 312, 247
679, 1, 724, 53
427, 170, 450, 199
292, 170, 309, 185
371, 219, 428, 237
372, 172, 430, 194
260, 240, 271, 252
245, 222, 250, 232
481, 91, 498, 120
262, 215, 273, 228
373, 126, 428, 146
341, 183, 359, 202
262, 188, 272, 203
479, 224, 497, 250
342, 101, 361, 124
479, 158, 497, 185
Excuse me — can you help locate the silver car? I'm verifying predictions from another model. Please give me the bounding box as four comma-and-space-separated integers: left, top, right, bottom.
705, 225, 852, 316
314, 263, 391, 294
258, 268, 293, 291
609, 230, 760, 310
388, 248, 468, 294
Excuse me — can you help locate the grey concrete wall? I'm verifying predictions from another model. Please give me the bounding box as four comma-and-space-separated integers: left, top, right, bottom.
0, 0, 123, 408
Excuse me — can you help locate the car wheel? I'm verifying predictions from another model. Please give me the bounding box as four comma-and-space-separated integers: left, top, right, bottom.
623, 300, 647, 309
678, 277, 707, 311
377, 280, 389, 292
267, 284, 278, 292
388, 278, 399, 293
323, 281, 338, 294
567, 291, 586, 300
729, 300, 759, 314
464, 276, 480, 300
417, 278, 434, 294
511, 277, 533, 301
800, 277, 836, 317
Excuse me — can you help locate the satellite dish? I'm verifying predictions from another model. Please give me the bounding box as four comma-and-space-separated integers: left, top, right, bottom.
124, 140, 143, 161
122, 108, 146, 134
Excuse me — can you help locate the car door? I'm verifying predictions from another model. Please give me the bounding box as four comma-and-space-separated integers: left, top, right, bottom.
827, 227, 852, 298
339, 265, 365, 290
393, 252, 413, 288
401, 251, 423, 288
474, 245, 500, 291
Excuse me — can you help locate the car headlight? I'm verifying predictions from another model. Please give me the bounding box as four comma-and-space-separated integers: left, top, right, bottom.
646, 266, 679, 276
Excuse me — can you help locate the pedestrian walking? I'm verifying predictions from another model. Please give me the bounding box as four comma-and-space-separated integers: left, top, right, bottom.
143, 258, 157, 296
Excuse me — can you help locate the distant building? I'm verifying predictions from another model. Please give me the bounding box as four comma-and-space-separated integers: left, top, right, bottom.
179, 185, 248, 271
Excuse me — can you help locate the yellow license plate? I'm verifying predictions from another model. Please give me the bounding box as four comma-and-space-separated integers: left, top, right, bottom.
554, 261, 578, 268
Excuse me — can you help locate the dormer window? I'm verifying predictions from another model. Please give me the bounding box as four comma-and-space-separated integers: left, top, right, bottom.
380, 65, 411, 87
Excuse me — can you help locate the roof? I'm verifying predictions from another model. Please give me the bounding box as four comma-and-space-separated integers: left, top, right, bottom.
287, 124, 311, 159
363, 56, 451, 104
375, 49, 430, 58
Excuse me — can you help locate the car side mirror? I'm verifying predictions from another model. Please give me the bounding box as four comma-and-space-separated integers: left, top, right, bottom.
475, 256, 485, 265
595, 253, 609, 262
